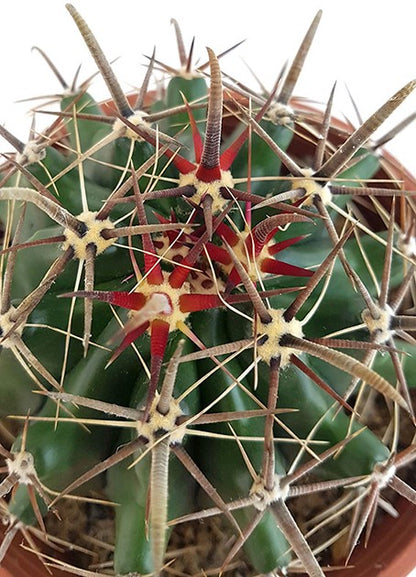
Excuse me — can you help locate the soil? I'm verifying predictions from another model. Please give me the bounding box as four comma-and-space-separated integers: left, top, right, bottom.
36, 387, 415, 576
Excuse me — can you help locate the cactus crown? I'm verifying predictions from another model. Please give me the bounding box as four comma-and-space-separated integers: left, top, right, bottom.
0, 5, 415, 577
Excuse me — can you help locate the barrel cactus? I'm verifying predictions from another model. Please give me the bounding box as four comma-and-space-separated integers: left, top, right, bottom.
0, 6, 415, 577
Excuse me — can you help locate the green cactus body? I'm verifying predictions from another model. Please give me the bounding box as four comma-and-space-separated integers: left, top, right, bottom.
191, 308, 292, 573
0, 6, 415, 577
107, 335, 199, 574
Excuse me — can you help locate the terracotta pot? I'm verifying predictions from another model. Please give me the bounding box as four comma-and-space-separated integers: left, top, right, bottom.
325, 497, 416, 577
0, 525, 69, 577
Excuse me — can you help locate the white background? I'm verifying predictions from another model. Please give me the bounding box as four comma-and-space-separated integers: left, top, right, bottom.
0, 1, 415, 175
0, 1, 415, 574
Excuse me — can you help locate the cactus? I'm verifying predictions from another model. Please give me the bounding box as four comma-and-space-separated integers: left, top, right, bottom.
0, 5, 415, 577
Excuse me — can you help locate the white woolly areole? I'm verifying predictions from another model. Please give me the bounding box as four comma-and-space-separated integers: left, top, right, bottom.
7, 451, 36, 485
257, 308, 304, 367
372, 462, 396, 489
128, 272, 191, 331
177, 68, 201, 81
0, 306, 24, 347
250, 475, 289, 511
361, 303, 394, 344
138, 393, 185, 445
179, 169, 234, 213
62, 210, 115, 259
266, 102, 294, 126
291, 168, 332, 207
398, 233, 416, 258
112, 111, 150, 140
129, 292, 172, 326
15, 141, 46, 166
